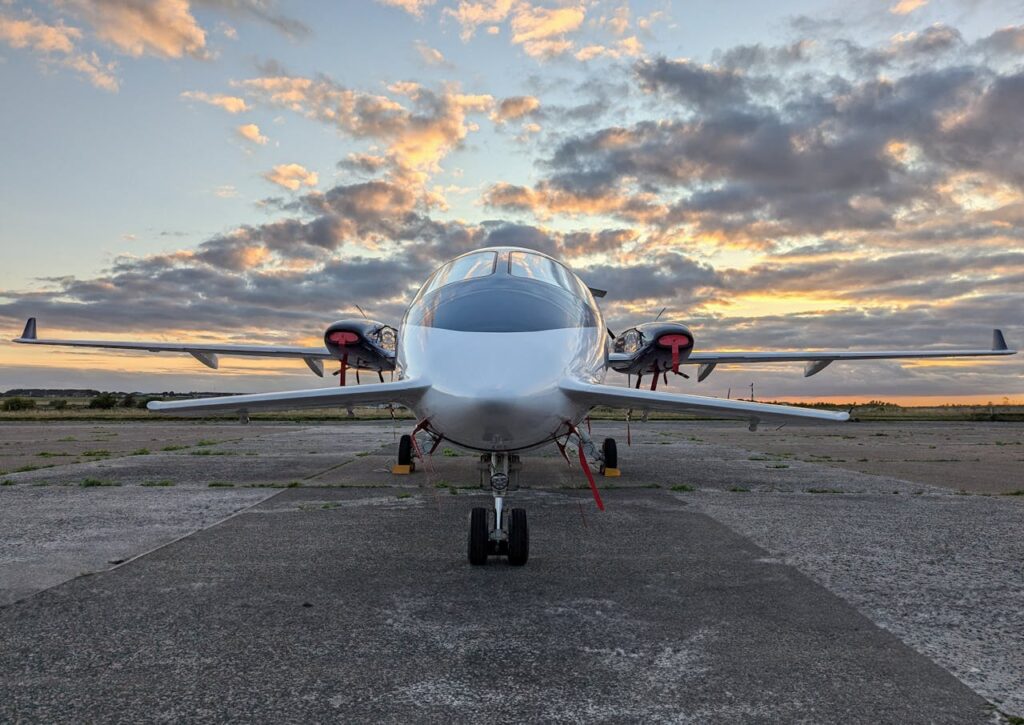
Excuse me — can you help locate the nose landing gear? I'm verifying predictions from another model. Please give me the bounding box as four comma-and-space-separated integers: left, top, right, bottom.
467, 452, 529, 566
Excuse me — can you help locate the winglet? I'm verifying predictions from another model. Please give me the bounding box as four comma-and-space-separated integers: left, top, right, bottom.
18, 317, 37, 341
993, 329, 1008, 351
588, 287, 607, 298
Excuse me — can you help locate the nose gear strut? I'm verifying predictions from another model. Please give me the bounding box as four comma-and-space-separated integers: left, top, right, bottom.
467, 451, 528, 566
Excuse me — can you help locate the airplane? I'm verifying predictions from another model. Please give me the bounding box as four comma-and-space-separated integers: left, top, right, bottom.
12, 246, 1016, 566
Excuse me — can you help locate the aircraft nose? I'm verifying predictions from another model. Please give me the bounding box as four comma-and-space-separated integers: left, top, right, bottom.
418, 383, 573, 451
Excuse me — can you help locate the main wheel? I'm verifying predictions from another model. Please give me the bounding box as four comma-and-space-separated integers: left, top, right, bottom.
602, 437, 618, 470
398, 434, 414, 469
467, 507, 489, 565
507, 508, 529, 566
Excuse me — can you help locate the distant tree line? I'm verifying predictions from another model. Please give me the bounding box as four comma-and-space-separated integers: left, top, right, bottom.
1, 392, 158, 410
3, 389, 100, 398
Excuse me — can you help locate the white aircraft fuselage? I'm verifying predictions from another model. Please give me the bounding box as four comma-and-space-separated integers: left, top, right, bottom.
398, 247, 606, 452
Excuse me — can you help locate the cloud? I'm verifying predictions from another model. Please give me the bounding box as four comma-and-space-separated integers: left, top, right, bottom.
444, 0, 516, 40
635, 57, 748, 110
236, 123, 268, 145
714, 40, 813, 70
0, 12, 118, 90
1, 163, 1019, 400
491, 95, 540, 123
510, 3, 585, 58
843, 25, 963, 72
975, 26, 1024, 57
414, 40, 450, 67
484, 180, 666, 224
0, 14, 81, 53
338, 153, 390, 174
193, 0, 310, 39
444, 1, 588, 58
1, 1, 309, 92
66, 0, 209, 59
60, 49, 119, 91
3, 17, 1021, 400
574, 35, 643, 62
181, 90, 250, 113
599, 4, 630, 37
236, 74, 494, 184
889, 0, 928, 15
376, 0, 436, 17
264, 163, 318, 190
579, 254, 722, 305
494, 35, 1024, 253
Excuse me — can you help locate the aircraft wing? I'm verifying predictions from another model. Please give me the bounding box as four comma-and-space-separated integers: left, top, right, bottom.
625, 329, 1014, 381
147, 377, 429, 415
560, 378, 849, 426
11, 317, 334, 376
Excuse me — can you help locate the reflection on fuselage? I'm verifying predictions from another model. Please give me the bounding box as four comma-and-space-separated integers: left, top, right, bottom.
397, 247, 607, 451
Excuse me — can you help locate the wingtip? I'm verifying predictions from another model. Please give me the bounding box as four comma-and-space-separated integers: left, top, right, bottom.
16, 317, 37, 341
993, 328, 1009, 352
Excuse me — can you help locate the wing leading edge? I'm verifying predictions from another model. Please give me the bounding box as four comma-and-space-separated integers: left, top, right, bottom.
147, 377, 429, 415
12, 317, 334, 376
560, 378, 849, 427
610, 329, 1015, 381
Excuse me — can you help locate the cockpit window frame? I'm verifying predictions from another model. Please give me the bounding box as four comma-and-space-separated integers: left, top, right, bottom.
417, 250, 498, 300
507, 251, 587, 297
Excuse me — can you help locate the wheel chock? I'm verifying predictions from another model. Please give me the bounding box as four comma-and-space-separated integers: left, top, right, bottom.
601, 467, 621, 477
391, 464, 414, 475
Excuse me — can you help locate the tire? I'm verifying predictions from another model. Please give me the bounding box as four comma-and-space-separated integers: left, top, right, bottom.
398, 434, 413, 466
507, 508, 529, 566
602, 437, 618, 470
467, 507, 489, 565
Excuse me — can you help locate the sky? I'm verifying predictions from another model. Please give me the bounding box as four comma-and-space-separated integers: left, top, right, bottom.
1, 0, 1022, 403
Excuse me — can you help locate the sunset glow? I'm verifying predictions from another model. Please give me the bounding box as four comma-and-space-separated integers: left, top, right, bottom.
1, 0, 1021, 403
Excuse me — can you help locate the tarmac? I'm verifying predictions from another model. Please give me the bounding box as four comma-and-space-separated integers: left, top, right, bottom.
0, 419, 1021, 723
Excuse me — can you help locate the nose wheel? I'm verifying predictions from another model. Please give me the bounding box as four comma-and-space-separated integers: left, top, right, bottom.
507, 507, 529, 566
467, 508, 490, 565
467, 506, 528, 566
467, 451, 529, 566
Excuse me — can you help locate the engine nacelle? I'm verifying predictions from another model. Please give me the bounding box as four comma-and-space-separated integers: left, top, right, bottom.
324, 319, 397, 372
610, 321, 694, 375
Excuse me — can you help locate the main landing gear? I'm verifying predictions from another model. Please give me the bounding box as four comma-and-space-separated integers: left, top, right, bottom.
467, 452, 528, 566
600, 437, 617, 473
391, 434, 415, 474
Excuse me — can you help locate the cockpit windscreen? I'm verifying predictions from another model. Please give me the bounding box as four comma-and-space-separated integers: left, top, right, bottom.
508, 251, 582, 295
420, 251, 496, 297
